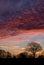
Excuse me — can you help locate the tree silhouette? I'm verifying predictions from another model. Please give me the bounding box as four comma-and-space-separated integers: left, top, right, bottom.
0, 50, 7, 58
7, 52, 12, 58
18, 52, 27, 59
0, 49, 12, 58
25, 42, 42, 57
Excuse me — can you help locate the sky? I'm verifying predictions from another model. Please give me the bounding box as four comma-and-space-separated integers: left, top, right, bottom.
0, 0, 44, 55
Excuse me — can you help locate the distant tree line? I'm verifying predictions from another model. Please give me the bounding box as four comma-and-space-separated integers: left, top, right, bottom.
0, 50, 12, 58
0, 42, 44, 58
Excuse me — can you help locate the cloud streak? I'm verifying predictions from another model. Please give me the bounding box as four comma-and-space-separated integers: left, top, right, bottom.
0, 30, 44, 47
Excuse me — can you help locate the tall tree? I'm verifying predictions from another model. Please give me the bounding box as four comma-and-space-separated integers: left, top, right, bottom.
25, 42, 42, 57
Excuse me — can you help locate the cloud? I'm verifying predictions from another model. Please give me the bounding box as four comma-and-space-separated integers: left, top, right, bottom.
0, 45, 25, 55
0, 45, 20, 50
0, 30, 44, 48
0, 0, 44, 29
0, 0, 44, 38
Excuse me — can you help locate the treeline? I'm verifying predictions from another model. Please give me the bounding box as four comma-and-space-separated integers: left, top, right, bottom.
0, 49, 44, 58
0, 42, 44, 58
0, 50, 12, 58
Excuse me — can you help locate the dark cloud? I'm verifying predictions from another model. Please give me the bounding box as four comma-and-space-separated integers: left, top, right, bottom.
0, 0, 44, 37
0, 0, 24, 21
0, 9, 44, 30
0, 0, 44, 22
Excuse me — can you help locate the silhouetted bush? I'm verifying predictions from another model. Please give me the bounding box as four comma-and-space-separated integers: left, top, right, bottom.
13, 55, 17, 59
38, 55, 44, 58
17, 52, 35, 59
18, 53, 27, 59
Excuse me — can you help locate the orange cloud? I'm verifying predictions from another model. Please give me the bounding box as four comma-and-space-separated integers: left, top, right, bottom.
0, 45, 25, 55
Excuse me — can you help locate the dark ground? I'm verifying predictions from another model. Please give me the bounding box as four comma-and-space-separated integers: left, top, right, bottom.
0, 58, 44, 65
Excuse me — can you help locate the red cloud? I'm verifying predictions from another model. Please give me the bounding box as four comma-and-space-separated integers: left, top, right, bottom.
0, 8, 44, 29
0, 6, 44, 37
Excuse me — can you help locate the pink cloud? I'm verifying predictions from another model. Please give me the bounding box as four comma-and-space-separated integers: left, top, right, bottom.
0, 29, 44, 45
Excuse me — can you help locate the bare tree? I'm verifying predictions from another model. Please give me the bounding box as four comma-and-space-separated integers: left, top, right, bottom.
25, 42, 42, 57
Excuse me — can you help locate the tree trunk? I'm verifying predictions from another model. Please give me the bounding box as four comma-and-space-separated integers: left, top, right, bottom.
33, 52, 35, 58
